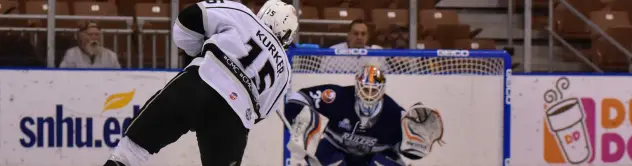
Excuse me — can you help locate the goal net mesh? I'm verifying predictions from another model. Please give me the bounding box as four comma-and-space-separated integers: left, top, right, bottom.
291, 55, 505, 75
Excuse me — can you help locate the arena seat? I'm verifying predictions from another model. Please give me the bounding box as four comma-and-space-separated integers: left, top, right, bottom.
136, 2, 170, 69
419, 10, 470, 49
568, 0, 606, 12
590, 27, 632, 71
73, 0, 121, 28
25, 1, 73, 27
316, 0, 345, 8
0, 0, 26, 27
73, 1, 118, 16
589, 10, 632, 70
135, 2, 170, 29
553, 5, 591, 39
299, 6, 325, 32
611, 0, 632, 23
394, 0, 436, 9
0, 0, 18, 14
419, 9, 460, 36
300, 6, 319, 19
371, 9, 408, 31
589, 10, 630, 38
25, 1, 70, 15
416, 40, 441, 49
552, 0, 606, 39
454, 39, 497, 50
323, 7, 364, 32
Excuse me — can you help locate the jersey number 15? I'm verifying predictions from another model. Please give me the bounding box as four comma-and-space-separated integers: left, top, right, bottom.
239, 39, 276, 94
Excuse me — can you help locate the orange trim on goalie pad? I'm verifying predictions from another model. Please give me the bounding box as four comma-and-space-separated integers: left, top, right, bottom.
306, 116, 322, 147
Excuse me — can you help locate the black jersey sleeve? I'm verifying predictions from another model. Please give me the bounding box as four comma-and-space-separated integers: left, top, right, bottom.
178, 4, 206, 36
173, 3, 206, 57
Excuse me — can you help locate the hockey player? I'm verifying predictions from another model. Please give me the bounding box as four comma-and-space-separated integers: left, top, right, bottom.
284, 65, 445, 166
104, 0, 297, 166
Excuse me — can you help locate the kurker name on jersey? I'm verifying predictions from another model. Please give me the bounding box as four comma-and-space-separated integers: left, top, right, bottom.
173, 1, 291, 129
255, 30, 285, 75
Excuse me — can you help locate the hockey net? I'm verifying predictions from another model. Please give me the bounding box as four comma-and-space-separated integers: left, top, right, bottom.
290, 51, 506, 75
283, 49, 511, 166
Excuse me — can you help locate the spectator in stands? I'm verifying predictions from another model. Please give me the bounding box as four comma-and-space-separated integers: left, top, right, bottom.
330, 19, 382, 49
314, 19, 384, 73
59, 21, 121, 68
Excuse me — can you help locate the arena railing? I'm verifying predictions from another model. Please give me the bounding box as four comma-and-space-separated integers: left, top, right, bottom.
0, 14, 171, 69
539, 0, 632, 73
0, 0, 519, 70
290, 0, 419, 49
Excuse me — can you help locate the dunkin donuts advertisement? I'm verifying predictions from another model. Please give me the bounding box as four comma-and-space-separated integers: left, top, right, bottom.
511, 75, 632, 165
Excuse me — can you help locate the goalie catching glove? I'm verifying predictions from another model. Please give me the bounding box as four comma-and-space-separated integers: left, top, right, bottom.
399, 102, 445, 160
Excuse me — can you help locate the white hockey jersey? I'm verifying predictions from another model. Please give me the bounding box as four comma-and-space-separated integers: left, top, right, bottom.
173, 0, 291, 129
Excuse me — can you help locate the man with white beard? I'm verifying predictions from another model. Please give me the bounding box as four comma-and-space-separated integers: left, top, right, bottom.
59, 21, 121, 68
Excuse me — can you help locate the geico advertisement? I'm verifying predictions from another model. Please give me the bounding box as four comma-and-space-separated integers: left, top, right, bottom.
0, 70, 204, 166
284, 74, 505, 166
511, 75, 632, 165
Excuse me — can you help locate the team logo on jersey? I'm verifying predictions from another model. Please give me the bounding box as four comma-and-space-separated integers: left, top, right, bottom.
230, 92, 238, 100
339, 118, 352, 130
321, 89, 336, 103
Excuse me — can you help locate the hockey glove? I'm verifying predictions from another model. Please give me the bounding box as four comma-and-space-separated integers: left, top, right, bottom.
399, 102, 445, 160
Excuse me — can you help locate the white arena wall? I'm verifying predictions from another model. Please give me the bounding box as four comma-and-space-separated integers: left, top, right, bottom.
1, 69, 631, 166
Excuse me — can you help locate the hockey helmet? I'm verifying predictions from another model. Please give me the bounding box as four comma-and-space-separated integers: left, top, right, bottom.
257, 0, 298, 47
355, 64, 386, 117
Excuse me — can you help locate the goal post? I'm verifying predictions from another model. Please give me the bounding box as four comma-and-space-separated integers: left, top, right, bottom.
281, 48, 511, 166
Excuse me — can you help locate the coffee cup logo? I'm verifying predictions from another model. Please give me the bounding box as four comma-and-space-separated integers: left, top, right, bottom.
543, 77, 592, 164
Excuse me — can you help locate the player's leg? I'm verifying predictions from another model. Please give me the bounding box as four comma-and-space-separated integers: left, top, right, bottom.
313, 138, 347, 166
192, 83, 249, 166
104, 66, 205, 166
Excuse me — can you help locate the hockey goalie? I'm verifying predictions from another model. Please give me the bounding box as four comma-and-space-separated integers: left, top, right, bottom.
283, 64, 445, 166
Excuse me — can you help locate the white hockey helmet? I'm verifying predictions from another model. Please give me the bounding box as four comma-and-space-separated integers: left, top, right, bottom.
257, 0, 298, 46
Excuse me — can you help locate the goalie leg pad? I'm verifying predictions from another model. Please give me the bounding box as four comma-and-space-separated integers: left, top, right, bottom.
288, 105, 323, 153
108, 137, 151, 166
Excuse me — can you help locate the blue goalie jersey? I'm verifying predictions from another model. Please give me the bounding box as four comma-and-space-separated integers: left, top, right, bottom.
285, 84, 406, 156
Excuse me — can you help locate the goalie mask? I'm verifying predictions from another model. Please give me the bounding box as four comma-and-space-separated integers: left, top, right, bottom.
354, 65, 386, 128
